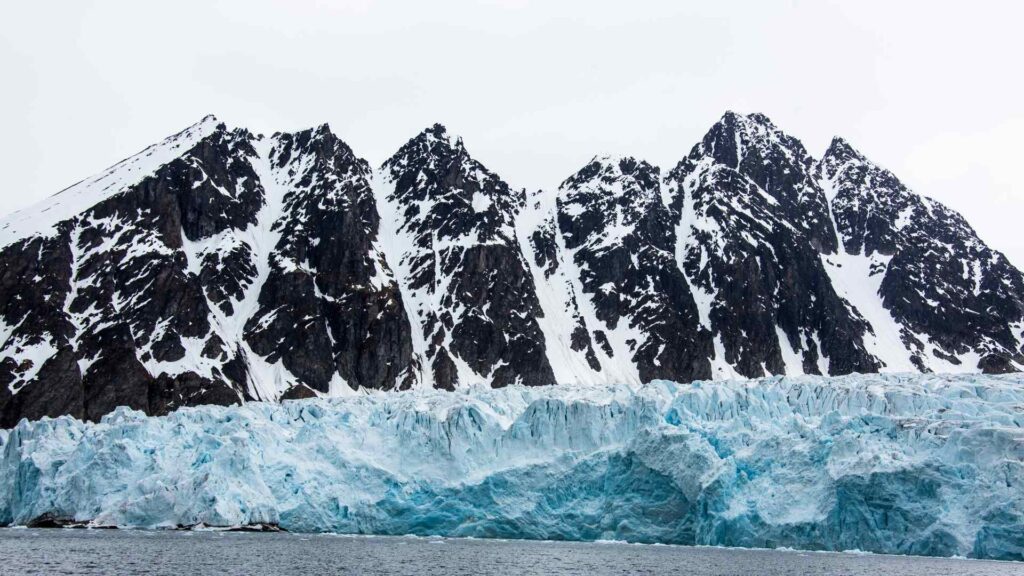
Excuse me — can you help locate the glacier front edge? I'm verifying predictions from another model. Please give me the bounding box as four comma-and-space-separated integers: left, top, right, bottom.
1, 373, 1022, 560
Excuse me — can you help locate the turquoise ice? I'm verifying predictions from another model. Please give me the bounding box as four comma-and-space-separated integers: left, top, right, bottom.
2, 374, 1022, 560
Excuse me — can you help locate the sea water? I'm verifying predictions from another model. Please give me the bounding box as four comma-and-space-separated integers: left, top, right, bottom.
0, 529, 1020, 576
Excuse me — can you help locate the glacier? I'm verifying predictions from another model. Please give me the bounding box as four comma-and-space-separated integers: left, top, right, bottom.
1, 373, 1023, 561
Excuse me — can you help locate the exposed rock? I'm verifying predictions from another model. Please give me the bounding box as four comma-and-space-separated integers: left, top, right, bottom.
665, 112, 880, 378
0, 112, 1021, 423
556, 156, 711, 382
378, 124, 555, 389
819, 137, 1024, 371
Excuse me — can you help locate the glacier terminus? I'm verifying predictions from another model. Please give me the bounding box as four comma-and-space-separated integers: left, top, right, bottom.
2, 373, 1023, 561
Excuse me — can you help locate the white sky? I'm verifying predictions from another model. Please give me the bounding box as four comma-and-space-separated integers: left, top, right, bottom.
2, 0, 1023, 266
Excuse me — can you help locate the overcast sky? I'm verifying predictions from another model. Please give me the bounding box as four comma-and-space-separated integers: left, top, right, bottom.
2, 0, 1022, 265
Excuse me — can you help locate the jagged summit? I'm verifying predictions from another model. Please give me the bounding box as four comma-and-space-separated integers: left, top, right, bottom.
818, 132, 1024, 373
548, 149, 709, 384
1, 111, 1022, 425
307, 122, 335, 138
560, 155, 659, 193
375, 119, 551, 392
557, 155, 664, 246
423, 122, 449, 137
184, 113, 222, 133
703, 111, 795, 161
717, 110, 781, 133
823, 135, 867, 162
387, 123, 467, 163
380, 122, 521, 242
0, 115, 226, 249
679, 111, 839, 254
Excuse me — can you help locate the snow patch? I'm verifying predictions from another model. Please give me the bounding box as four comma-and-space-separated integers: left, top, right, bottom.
0, 116, 220, 249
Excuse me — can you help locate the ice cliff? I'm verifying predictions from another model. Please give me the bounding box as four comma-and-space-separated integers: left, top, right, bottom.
1, 373, 1023, 560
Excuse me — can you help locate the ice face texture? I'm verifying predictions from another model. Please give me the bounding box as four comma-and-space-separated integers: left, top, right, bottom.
2, 373, 1023, 560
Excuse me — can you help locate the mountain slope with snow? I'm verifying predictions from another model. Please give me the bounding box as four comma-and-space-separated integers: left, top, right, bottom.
818, 137, 1024, 373
530, 156, 711, 384
1, 112, 1022, 424
663, 113, 879, 378
376, 124, 554, 390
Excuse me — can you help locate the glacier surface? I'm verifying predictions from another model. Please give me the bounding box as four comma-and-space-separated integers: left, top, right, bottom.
1, 373, 1023, 560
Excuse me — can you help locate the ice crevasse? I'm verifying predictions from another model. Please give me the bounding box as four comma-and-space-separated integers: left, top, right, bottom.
1, 373, 1023, 561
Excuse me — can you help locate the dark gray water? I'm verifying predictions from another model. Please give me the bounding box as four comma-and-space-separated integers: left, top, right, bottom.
0, 529, 1019, 576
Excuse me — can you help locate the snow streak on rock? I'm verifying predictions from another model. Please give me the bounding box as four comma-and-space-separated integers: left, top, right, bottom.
665, 112, 879, 379
377, 124, 554, 390
819, 137, 1024, 373
1, 112, 1023, 424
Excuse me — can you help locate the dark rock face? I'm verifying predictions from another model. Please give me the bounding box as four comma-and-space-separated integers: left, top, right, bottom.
523, 210, 603, 375
696, 112, 838, 254
665, 113, 879, 378
0, 119, 253, 426
0, 116, 416, 424
0, 232, 81, 426
243, 125, 413, 394
820, 138, 1024, 371
1, 112, 1022, 424
380, 125, 555, 389
556, 157, 711, 382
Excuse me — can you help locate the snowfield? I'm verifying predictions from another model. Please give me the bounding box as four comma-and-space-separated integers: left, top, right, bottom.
2, 373, 1023, 560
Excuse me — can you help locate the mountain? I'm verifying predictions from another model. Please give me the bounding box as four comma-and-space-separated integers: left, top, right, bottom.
2, 112, 1022, 424
819, 137, 1024, 372
376, 124, 554, 391
529, 155, 711, 384
664, 113, 879, 378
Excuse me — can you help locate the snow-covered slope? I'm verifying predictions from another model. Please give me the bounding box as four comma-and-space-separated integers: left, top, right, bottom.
818, 137, 1024, 373
0, 117, 415, 425
376, 124, 554, 390
1, 112, 1023, 425
664, 112, 879, 378
0, 116, 221, 249
2, 373, 1022, 560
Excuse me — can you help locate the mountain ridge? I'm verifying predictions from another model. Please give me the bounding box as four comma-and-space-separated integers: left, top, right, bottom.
1, 111, 1022, 424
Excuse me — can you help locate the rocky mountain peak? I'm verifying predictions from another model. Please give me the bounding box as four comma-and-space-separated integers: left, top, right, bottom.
557, 155, 663, 251
681, 111, 838, 254
823, 136, 867, 165
424, 122, 449, 137
561, 155, 659, 191
189, 114, 223, 135
544, 149, 711, 385
375, 125, 554, 391
1, 111, 1022, 426
699, 111, 804, 168
270, 123, 369, 180
0, 114, 229, 251
817, 133, 1024, 373
386, 123, 468, 170
382, 125, 522, 245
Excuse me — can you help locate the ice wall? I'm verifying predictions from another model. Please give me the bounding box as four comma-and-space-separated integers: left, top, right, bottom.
2, 374, 1023, 560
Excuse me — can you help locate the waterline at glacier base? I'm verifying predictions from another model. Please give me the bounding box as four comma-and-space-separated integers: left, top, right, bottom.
2, 374, 1022, 561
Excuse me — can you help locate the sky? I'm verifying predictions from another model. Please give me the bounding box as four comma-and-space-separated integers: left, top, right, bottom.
2, 0, 1023, 266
